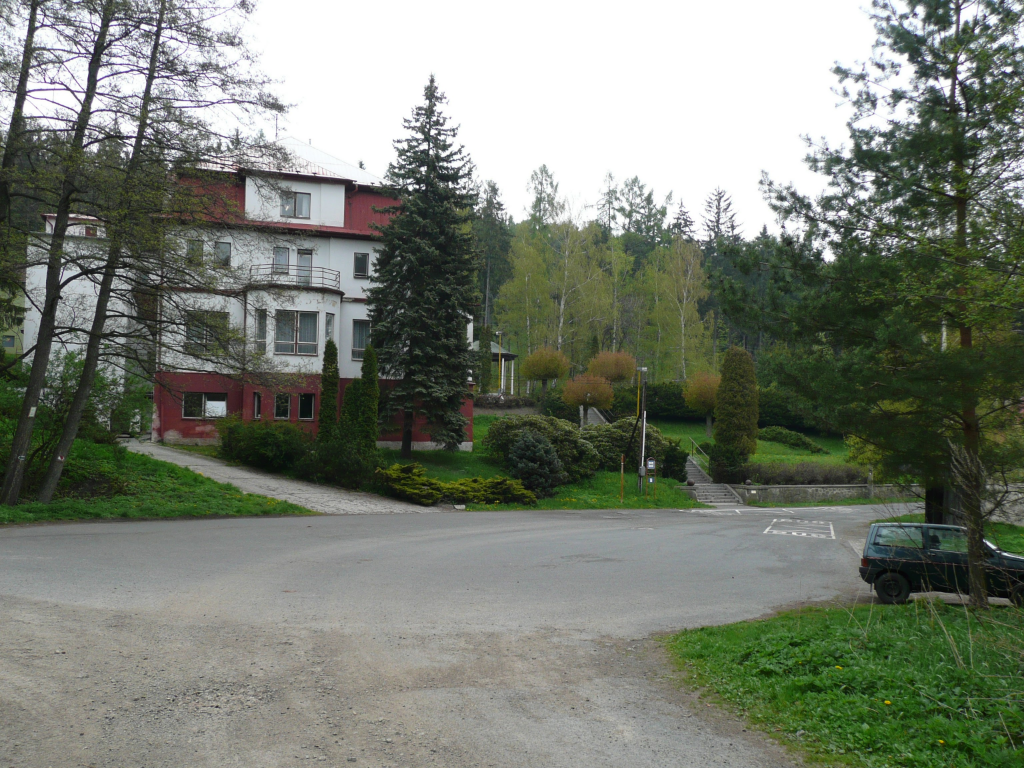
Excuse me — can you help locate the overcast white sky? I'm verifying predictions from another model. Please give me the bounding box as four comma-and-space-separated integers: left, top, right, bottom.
250, 0, 878, 236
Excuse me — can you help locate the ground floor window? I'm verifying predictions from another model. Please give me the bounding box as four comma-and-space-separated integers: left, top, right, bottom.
352, 319, 370, 360
275, 393, 290, 419
253, 391, 262, 419
182, 392, 228, 419
298, 393, 315, 421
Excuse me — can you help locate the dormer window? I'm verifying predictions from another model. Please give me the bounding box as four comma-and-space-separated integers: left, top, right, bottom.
281, 191, 311, 219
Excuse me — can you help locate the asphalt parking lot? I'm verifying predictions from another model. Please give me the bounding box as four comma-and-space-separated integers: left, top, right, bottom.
0, 502, 903, 767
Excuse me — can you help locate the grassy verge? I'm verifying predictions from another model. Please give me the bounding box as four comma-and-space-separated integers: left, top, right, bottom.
2, 443, 314, 525
666, 602, 1024, 768
651, 419, 852, 466
874, 512, 1024, 556
745, 497, 917, 508
166, 443, 220, 458
465, 470, 703, 511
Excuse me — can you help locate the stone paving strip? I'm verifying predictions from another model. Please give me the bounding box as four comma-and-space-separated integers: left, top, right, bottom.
127, 440, 427, 515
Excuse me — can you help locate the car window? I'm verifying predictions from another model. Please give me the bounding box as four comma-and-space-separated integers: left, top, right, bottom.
873, 526, 923, 548
927, 528, 968, 553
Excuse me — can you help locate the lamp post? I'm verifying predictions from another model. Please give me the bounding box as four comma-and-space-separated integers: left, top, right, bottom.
637, 366, 648, 492
495, 330, 503, 396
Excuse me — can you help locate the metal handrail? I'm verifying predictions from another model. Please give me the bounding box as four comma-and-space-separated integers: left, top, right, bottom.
689, 437, 710, 474
249, 264, 341, 290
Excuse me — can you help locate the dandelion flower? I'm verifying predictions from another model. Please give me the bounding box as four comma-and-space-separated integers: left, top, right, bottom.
835, 666, 843, 670
884, 701, 891, 705
939, 740, 945, 745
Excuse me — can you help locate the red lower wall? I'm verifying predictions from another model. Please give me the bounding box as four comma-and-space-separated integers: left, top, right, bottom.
153, 372, 473, 447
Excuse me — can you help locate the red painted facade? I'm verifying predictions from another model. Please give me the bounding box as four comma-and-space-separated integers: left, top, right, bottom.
154, 372, 473, 447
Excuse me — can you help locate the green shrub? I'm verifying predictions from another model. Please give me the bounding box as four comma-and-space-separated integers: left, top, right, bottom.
375, 463, 446, 505
445, 476, 537, 505
741, 462, 867, 485
708, 443, 748, 483
53, 440, 130, 499
483, 414, 599, 482
609, 382, 704, 421
580, 418, 670, 472
341, 345, 380, 455
295, 435, 380, 489
507, 430, 566, 495
758, 426, 828, 454
218, 416, 310, 472
375, 463, 538, 506
661, 440, 689, 482
540, 384, 579, 422
714, 347, 759, 458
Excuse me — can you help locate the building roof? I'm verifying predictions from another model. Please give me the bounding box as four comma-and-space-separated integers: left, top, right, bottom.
471, 340, 518, 361
274, 137, 384, 186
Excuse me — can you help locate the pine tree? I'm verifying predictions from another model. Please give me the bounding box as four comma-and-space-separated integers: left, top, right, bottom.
474, 181, 512, 327
670, 201, 696, 241
368, 76, 477, 457
318, 339, 339, 441
714, 347, 758, 457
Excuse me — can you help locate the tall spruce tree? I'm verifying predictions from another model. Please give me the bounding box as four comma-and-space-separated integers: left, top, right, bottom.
474, 181, 512, 327
318, 339, 340, 442
368, 76, 477, 457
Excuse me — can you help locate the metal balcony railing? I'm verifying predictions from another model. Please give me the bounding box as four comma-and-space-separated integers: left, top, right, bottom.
249, 264, 341, 291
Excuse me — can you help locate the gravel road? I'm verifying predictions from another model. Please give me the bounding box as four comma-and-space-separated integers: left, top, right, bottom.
1, 473, 899, 767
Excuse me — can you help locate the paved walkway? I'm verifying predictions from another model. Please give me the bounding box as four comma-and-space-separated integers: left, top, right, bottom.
127, 440, 426, 515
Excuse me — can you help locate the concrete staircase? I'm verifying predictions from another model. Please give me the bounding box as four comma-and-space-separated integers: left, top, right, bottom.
685, 457, 742, 505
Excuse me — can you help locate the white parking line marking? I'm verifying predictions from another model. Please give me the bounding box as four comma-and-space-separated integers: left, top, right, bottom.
763, 519, 836, 540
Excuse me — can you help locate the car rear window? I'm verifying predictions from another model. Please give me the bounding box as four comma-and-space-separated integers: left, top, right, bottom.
874, 526, 923, 548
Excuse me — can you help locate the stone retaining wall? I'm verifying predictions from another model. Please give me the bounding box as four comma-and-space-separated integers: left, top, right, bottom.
729, 483, 918, 505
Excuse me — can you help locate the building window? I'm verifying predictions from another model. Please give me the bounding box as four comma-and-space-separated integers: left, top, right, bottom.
253, 391, 262, 420
274, 393, 290, 419
280, 191, 311, 219
186, 239, 204, 264
2, 336, 13, 348
255, 309, 267, 353
274, 310, 318, 355
182, 392, 228, 419
184, 311, 229, 355
354, 252, 369, 279
84, 225, 98, 237
298, 393, 315, 421
213, 241, 231, 267
325, 313, 334, 343
273, 246, 289, 273
352, 319, 370, 360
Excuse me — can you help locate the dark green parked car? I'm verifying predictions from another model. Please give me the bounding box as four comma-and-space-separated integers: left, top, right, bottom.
859, 523, 1024, 606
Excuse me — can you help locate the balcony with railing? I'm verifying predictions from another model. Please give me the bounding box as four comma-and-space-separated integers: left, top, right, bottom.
249, 263, 342, 291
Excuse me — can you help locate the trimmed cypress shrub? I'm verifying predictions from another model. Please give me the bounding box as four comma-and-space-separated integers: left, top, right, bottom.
507, 430, 566, 495
318, 339, 340, 442
714, 347, 759, 458
341, 346, 380, 456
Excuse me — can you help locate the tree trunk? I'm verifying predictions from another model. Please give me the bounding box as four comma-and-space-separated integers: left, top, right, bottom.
0, 1, 116, 506
400, 409, 414, 459
36, 0, 168, 504
541, 379, 548, 395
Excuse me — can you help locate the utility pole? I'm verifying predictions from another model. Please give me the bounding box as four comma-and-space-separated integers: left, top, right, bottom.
637, 366, 648, 492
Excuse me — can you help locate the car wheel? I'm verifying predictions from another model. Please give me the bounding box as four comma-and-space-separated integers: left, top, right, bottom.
875, 572, 911, 605
1011, 584, 1024, 609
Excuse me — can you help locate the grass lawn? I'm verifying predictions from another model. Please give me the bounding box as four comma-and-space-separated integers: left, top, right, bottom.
876, 512, 1024, 556
651, 419, 852, 466
2, 443, 314, 525
166, 443, 220, 458
666, 602, 1024, 768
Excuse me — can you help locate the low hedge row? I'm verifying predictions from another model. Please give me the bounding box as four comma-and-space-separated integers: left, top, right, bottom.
375, 463, 537, 506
